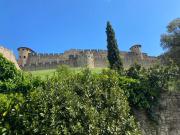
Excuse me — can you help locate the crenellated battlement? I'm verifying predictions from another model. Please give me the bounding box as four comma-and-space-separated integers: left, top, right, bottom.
18, 46, 158, 71
28, 49, 107, 58
82, 49, 107, 53
65, 49, 107, 53
30, 53, 64, 57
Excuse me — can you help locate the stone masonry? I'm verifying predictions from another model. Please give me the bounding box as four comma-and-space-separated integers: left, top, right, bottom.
18, 44, 157, 71
0, 46, 20, 69
134, 92, 180, 135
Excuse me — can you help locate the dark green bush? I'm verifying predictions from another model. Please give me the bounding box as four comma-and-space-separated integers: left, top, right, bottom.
0, 54, 18, 81
0, 54, 43, 134
21, 69, 140, 134
125, 63, 179, 122
0, 66, 141, 134
2, 53, 179, 134
0, 54, 43, 94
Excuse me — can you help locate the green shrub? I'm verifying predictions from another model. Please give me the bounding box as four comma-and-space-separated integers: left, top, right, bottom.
25, 69, 140, 134
0, 54, 18, 81
0, 55, 43, 134
0, 67, 141, 134
1, 53, 178, 134
125, 63, 179, 122
0, 54, 43, 94
0, 93, 25, 135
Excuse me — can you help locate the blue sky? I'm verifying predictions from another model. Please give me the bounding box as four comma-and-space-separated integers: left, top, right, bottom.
0, 0, 180, 57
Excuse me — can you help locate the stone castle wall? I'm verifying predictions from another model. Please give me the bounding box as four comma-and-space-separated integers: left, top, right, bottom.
28, 53, 66, 65
19, 47, 158, 71
134, 92, 180, 135
23, 52, 75, 71
22, 49, 108, 70
0, 46, 20, 69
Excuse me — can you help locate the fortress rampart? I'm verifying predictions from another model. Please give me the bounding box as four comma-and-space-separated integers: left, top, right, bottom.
17, 45, 158, 71
0, 46, 20, 69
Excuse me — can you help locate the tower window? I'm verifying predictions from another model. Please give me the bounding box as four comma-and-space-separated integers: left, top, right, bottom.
19, 56, 21, 58
24, 56, 26, 59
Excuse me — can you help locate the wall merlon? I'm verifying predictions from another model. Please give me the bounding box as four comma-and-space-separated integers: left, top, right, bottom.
33, 53, 65, 57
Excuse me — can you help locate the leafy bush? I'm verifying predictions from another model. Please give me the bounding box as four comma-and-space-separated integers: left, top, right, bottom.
0, 66, 141, 134
21, 69, 140, 134
3, 53, 179, 134
0, 54, 18, 81
0, 54, 43, 94
124, 63, 180, 122
0, 93, 25, 135
0, 53, 43, 134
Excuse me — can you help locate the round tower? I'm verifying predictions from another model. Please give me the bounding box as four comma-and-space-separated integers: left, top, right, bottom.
77, 51, 94, 68
130, 44, 143, 60
86, 51, 94, 68
17, 47, 35, 67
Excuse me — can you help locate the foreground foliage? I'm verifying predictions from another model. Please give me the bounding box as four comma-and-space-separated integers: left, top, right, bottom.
0, 53, 179, 134
0, 55, 140, 135
125, 63, 179, 121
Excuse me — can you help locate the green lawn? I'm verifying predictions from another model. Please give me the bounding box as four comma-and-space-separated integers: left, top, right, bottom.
30, 69, 56, 78
30, 67, 104, 78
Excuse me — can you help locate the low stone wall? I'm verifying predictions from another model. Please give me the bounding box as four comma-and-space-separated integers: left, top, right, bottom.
135, 92, 180, 135
0, 46, 20, 69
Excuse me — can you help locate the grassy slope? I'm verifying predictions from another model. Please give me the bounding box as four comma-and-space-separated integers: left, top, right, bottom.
30, 69, 56, 78
30, 68, 104, 78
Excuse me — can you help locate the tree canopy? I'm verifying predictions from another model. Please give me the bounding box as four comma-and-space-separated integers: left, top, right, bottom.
160, 18, 180, 66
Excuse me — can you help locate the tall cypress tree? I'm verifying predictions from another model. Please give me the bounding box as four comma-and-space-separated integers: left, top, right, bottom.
106, 21, 123, 72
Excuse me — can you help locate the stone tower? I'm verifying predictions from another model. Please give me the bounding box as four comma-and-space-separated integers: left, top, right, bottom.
17, 47, 35, 67
130, 44, 143, 60
77, 51, 94, 68
86, 51, 94, 68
